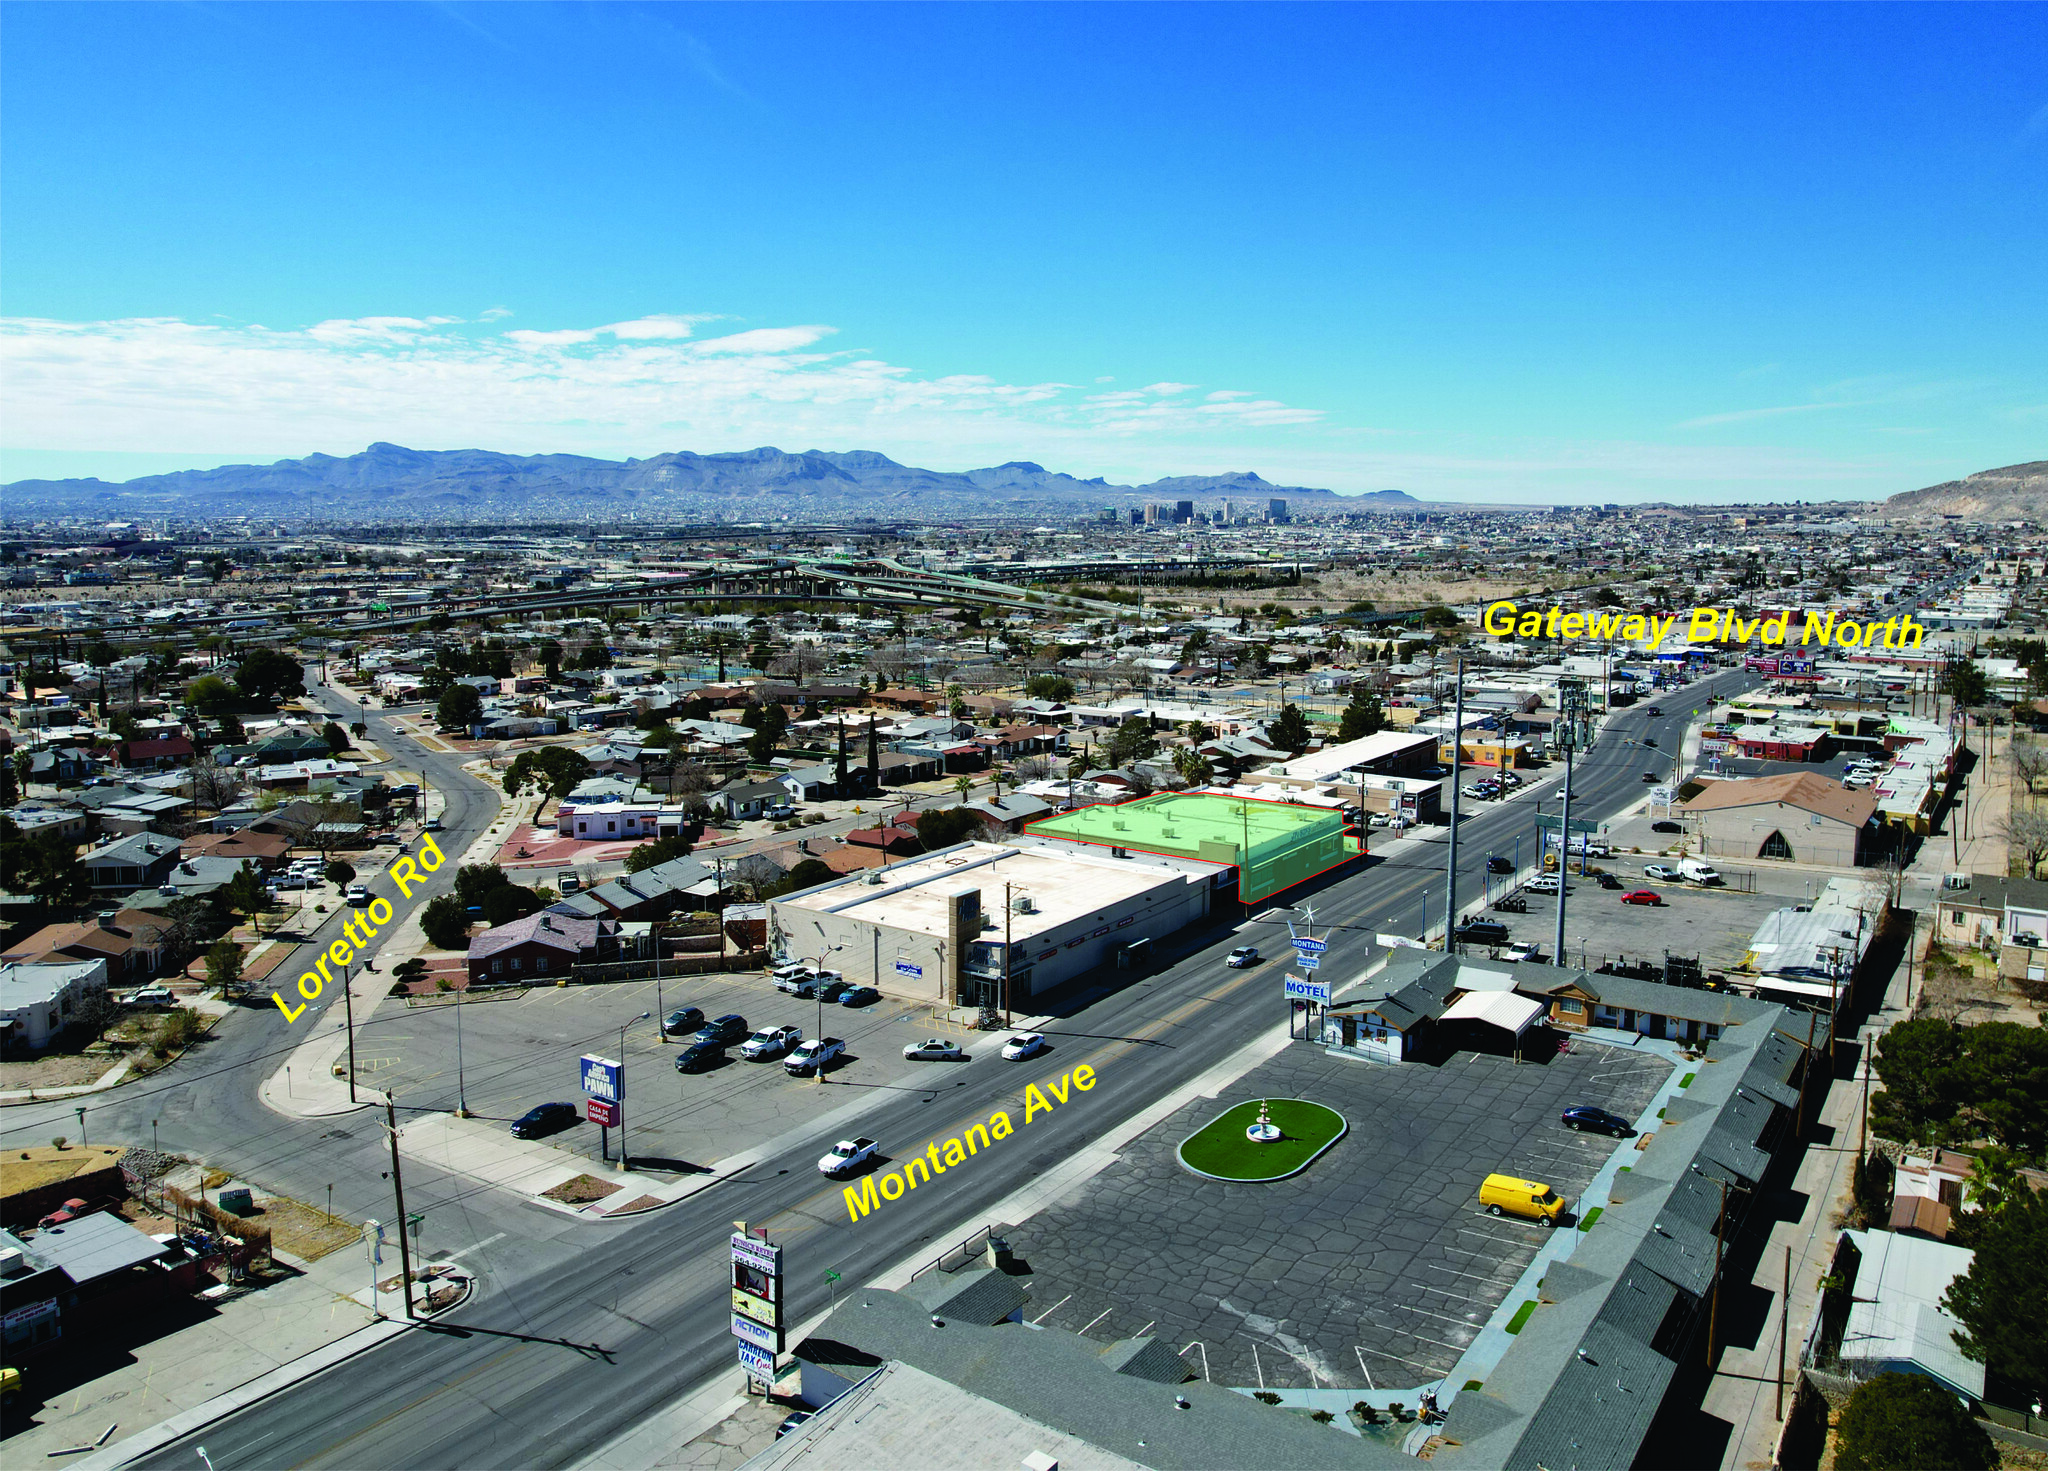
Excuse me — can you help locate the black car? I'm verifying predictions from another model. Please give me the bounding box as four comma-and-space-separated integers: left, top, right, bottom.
1646, 706, 1663, 717
815, 979, 852, 1004
1650, 820, 1683, 834
674, 1041, 725, 1074
695, 1013, 749, 1046
1596, 872, 1625, 890
1644, 737, 1658, 748
1486, 856, 1514, 875
661, 1006, 706, 1037
1561, 1105, 1634, 1136
776, 1412, 813, 1440
510, 1102, 580, 1139
1455, 919, 1512, 947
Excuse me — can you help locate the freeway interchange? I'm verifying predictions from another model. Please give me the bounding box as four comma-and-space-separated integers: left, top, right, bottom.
17, 669, 1753, 1470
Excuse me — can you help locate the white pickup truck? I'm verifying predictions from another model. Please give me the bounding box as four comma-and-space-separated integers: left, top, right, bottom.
817, 1138, 879, 1176
785, 1037, 845, 1076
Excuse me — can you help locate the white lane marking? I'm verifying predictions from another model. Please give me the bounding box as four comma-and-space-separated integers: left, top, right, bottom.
442, 1231, 508, 1262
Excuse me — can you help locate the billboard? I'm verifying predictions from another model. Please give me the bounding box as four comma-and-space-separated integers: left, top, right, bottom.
585, 1097, 618, 1127
895, 960, 924, 979
1283, 975, 1332, 1005
731, 1313, 780, 1352
737, 1340, 775, 1378
580, 1054, 621, 1102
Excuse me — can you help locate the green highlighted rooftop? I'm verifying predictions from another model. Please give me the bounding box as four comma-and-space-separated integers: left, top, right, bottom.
1027, 792, 1353, 902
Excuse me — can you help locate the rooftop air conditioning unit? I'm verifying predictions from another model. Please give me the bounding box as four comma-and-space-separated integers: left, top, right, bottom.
1012, 895, 1036, 914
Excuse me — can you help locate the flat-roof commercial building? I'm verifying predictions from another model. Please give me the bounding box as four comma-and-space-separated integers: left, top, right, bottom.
769, 841, 1219, 1009
1026, 792, 1355, 904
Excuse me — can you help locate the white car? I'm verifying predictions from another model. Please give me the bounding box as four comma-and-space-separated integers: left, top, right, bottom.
1643, 863, 1682, 882
1843, 774, 1873, 789
1500, 942, 1545, 965
817, 1138, 879, 1176
1525, 875, 1562, 894
1226, 946, 1260, 968
902, 1038, 967, 1062
1000, 1033, 1048, 1061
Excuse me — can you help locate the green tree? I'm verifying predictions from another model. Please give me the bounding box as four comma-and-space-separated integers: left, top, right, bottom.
624, 834, 693, 872
1172, 746, 1214, 788
1960, 1021, 2048, 1160
503, 746, 592, 799
233, 647, 306, 706
747, 702, 788, 764
773, 858, 836, 895
321, 720, 352, 754
537, 639, 563, 678
420, 894, 472, 950
324, 860, 356, 887
186, 673, 236, 714
1107, 715, 1158, 767
437, 682, 484, 732
1938, 657, 1989, 708
1943, 1180, 2048, 1398
1271, 703, 1314, 755
223, 863, 270, 919
0, 816, 90, 906
573, 641, 614, 671
1336, 685, 1385, 742
481, 883, 544, 927
1418, 604, 1462, 629
216, 710, 246, 744
454, 862, 513, 909
915, 807, 981, 850
1024, 673, 1076, 702
204, 938, 246, 995
1868, 1019, 1967, 1146
0, 760, 15, 807
1832, 1373, 1995, 1471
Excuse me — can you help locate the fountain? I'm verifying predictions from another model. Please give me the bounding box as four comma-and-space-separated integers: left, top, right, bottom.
1245, 1100, 1282, 1144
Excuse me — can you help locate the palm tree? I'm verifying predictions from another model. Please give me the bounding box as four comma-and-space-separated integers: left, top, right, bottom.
953, 774, 974, 803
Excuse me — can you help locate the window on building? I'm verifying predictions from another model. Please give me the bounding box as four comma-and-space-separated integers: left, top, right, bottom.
1953, 910, 1965, 924
492, 958, 503, 974
1759, 830, 1793, 860
535, 957, 548, 973
510, 957, 522, 970
1559, 997, 1584, 1015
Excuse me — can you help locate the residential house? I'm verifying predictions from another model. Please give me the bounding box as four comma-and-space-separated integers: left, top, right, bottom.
0, 958, 109, 1052
177, 829, 294, 873
962, 793, 1054, 836
1, 910, 173, 983
82, 833, 182, 892
466, 912, 618, 984
714, 780, 788, 820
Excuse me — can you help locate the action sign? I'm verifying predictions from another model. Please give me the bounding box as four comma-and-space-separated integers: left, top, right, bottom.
737, 1340, 774, 1378
585, 1097, 618, 1128
732, 1312, 781, 1353
1284, 975, 1332, 1006
580, 1054, 622, 1102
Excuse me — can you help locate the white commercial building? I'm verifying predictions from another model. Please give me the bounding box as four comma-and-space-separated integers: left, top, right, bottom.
768, 841, 1220, 1009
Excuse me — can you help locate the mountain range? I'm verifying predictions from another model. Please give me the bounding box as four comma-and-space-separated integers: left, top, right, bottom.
1878, 461, 2048, 521
1, 444, 1425, 520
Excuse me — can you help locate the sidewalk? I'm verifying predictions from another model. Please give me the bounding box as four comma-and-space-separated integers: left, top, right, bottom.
7, 1246, 386, 1465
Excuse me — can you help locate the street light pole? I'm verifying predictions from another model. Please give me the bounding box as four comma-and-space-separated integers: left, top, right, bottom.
1445, 658, 1465, 950
617, 1011, 649, 1170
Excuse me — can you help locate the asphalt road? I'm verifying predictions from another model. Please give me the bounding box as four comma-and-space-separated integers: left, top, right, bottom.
101, 666, 1756, 1471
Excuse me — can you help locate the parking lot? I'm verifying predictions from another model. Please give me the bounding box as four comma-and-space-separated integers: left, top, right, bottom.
1001, 1038, 1672, 1392
1476, 863, 1796, 977
359, 970, 999, 1172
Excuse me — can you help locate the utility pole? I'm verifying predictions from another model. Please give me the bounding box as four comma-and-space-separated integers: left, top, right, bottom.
1003, 881, 1014, 1026
383, 1095, 416, 1321
343, 963, 359, 1105
1445, 658, 1464, 949
1776, 1244, 1791, 1421
1552, 677, 1589, 963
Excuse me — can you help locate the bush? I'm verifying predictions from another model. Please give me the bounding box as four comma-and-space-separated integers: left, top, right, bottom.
1834, 1373, 1994, 1471
151, 1008, 205, 1057
481, 883, 544, 927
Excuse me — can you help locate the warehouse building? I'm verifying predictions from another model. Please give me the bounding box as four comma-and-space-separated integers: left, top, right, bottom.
768, 841, 1221, 1009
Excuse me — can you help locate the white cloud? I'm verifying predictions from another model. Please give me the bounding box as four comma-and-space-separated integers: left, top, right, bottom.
0, 311, 1324, 469
1677, 401, 1855, 429
478, 306, 514, 322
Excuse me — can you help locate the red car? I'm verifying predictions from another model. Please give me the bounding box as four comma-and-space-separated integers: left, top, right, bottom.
1621, 889, 1664, 906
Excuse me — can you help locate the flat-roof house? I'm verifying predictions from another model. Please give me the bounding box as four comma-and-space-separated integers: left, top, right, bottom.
82, 832, 181, 892
0, 957, 109, 1052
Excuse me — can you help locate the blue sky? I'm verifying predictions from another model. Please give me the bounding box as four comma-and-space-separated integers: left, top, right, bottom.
2, 2, 2043, 502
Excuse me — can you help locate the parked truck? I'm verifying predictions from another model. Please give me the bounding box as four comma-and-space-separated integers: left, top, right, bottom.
785, 1037, 845, 1076
1677, 858, 1723, 885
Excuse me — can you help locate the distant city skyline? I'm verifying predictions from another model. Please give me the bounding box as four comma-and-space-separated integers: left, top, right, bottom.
2, 3, 2043, 501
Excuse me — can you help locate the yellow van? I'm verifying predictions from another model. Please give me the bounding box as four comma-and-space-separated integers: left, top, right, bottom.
1479, 1173, 1567, 1226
